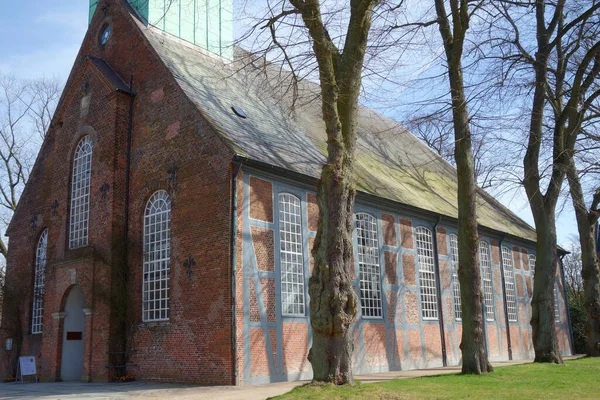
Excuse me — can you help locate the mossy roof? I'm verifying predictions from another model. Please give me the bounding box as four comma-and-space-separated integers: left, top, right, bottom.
138, 18, 536, 243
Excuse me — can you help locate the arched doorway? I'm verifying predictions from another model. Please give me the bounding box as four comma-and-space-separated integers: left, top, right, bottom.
60, 285, 85, 381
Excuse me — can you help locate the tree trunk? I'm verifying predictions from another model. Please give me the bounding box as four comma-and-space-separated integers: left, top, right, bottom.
450, 65, 493, 375
290, 0, 379, 384
530, 213, 563, 363
566, 160, 600, 356
435, 0, 492, 374
308, 161, 358, 384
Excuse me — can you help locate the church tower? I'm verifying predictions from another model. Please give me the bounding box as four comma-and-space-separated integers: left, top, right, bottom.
89, 0, 233, 59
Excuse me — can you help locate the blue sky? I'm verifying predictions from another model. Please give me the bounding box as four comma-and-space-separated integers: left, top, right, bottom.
0, 0, 88, 79
0, 0, 578, 247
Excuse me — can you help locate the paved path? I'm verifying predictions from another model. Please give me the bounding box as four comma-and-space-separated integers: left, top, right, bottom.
0, 356, 583, 400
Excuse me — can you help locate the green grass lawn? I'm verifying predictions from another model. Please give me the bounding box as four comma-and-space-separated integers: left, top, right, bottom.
272, 358, 600, 399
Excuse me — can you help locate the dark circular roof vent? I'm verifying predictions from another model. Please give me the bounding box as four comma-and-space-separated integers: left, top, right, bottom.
231, 106, 247, 119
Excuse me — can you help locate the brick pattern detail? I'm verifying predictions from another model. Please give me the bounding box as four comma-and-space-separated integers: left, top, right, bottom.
394, 329, 405, 365
519, 304, 528, 326
249, 277, 260, 322
525, 275, 532, 298
385, 251, 397, 285
249, 328, 270, 377
513, 246, 521, 269
439, 259, 451, 291
362, 324, 389, 370
400, 218, 413, 249
260, 278, 276, 323
487, 325, 499, 357
407, 329, 422, 365
521, 249, 529, 271
491, 240, 500, 264
251, 226, 274, 272
249, 177, 273, 222
494, 269, 503, 295
436, 227, 447, 256
402, 254, 416, 286
405, 292, 419, 324
424, 324, 442, 361
306, 193, 318, 232
282, 322, 310, 374
381, 213, 396, 246
516, 273, 524, 297
510, 326, 521, 356
387, 290, 396, 324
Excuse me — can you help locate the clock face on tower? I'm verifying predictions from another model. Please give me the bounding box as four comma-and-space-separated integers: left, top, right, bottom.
99, 24, 111, 46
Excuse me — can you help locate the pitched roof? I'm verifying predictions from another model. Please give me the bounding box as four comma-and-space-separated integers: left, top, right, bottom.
135, 16, 537, 243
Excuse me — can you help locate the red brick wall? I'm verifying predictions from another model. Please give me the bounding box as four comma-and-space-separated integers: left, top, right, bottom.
2, 0, 236, 384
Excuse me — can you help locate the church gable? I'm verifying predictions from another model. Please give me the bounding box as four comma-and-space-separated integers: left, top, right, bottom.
7, 57, 131, 238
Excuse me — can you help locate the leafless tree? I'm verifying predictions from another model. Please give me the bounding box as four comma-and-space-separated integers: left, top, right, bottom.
0, 74, 60, 324
432, 0, 494, 374
0, 74, 60, 259
240, 0, 405, 384
489, 0, 600, 362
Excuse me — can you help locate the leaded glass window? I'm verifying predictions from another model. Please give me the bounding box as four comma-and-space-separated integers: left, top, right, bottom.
356, 213, 382, 318
529, 254, 536, 292
480, 241, 495, 321
279, 193, 305, 316
31, 229, 48, 334
143, 190, 171, 322
416, 227, 438, 320
449, 234, 461, 321
69, 136, 93, 249
502, 246, 517, 322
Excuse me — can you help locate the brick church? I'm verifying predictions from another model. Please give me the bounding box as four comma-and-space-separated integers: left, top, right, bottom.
0, 0, 573, 385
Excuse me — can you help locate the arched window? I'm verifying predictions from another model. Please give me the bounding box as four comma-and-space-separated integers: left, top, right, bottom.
479, 241, 495, 321
278, 193, 305, 316
69, 136, 93, 249
143, 190, 171, 322
355, 213, 382, 318
501, 246, 517, 322
449, 234, 461, 321
415, 226, 438, 320
31, 229, 48, 334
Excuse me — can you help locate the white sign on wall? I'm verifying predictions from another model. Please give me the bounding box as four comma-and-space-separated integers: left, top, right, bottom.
17, 356, 37, 383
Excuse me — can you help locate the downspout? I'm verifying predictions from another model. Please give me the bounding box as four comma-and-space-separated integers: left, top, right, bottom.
559, 253, 575, 355
230, 157, 244, 385
498, 237, 513, 360
432, 217, 448, 367
124, 75, 135, 267
122, 75, 135, 371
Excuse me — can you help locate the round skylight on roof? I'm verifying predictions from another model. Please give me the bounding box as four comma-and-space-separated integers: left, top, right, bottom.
231, 106, 247, 119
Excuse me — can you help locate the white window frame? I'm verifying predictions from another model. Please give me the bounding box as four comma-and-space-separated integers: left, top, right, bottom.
31, 229, 48, 334
355, 213, 382, 319
449, 234, 461, 321
279, 193, 305, 316
479, 241, 495, 321
529, 254, 536, 292
142, 190, 171, 322
69, 136, 93, 249
502, 246, 517, 322
416, 226, 438, 320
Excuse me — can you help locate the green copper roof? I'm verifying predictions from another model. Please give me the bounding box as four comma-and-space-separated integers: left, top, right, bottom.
136, 16, 536, 243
